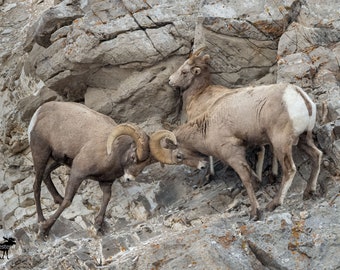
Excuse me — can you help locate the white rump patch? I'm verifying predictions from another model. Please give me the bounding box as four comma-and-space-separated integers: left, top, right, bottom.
283, 85, 315, 135
27, 106, 41, 143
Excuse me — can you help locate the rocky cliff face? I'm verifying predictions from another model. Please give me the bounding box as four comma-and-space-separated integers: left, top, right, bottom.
0, 0, 339, 269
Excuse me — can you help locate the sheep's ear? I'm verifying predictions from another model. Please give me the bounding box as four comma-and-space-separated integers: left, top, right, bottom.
164, 138, 178, 150
191, 67, 201, 75
202, 54, 210, 63
130, 151, 137, 163
128, 145, 137, 162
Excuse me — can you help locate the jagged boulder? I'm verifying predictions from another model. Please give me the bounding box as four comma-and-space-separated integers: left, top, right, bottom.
24, 0, 84, 50
196, 0, 301, 87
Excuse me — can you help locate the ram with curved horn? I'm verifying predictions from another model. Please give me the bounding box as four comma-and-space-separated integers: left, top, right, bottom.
151, 83, 322, 220
28, 101, 150, 237
150, 130, 207, 169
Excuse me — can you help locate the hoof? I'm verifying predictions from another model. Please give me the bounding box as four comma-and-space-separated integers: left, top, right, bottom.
94, 219, 106, 235
54, 196, 64, 204
303, 190, 319, 200
95, 224, 107, 236
96, 227, 104, 236
249, 208, 263, 221
94, 222, 101, 230
38, 225, 49, 241
37, 217, 46, 223
268, 173, 278, 185
251, 179, 260, 192
265, 200, 279, 212
193, 174, 213, 189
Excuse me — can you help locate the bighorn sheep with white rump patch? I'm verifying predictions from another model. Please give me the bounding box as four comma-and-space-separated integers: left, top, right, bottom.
28, 101, 151, 237
150, 83, 322, 220
169, 48, 276, 182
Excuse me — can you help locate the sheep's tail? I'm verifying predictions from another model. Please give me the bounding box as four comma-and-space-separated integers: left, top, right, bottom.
28, 106, 41, 144
295, 85, 317, 132
283, 85, 316, 135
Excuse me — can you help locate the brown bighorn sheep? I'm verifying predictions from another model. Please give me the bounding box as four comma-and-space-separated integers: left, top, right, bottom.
169, 48, 275, 181
150, 83, 322, 220
28, 101, 151, 237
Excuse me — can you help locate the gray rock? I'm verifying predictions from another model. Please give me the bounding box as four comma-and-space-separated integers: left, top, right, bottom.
195, 0, 301, 87
27, 0, 84, 49
17, 87, 60, 123
298, 0, 340, 29
122, 0, 149, 13
1, 189, 18, 222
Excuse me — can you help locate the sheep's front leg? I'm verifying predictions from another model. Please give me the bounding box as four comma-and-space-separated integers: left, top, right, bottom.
266, 146, 296, 211
43, 160, 63, 204
44, 174, 64, 204
224, 146, 262, 220
40, 175, 83, 238
95, 181, 113, 232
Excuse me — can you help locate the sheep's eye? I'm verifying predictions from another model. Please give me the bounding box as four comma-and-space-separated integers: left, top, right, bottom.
181, 70, 188, 75
176, 154, 183, 161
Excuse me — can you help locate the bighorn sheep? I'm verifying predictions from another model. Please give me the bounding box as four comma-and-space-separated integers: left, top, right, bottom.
150, 83, 322, 220
28, 101, 151, 237
169, 48, 277, 181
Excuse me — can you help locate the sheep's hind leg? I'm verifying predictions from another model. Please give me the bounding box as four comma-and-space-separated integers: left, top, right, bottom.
266, 145, 296, 212
31, 142, 51, 224
34, 172, 45, 223
298, 132, 323, 199
95, 182, 113, 233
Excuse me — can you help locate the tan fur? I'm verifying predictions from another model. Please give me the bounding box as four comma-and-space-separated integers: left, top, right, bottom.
169, 52, 267, 180
154, 84, 322, 220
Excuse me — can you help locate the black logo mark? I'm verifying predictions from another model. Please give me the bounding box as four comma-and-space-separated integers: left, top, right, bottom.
0, 237, 16, 259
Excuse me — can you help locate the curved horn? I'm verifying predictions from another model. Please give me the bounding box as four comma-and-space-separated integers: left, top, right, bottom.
106, 123, 149, 161
188, 46, 207, 65
191, 46, 207, 58
150, 130, 178, 164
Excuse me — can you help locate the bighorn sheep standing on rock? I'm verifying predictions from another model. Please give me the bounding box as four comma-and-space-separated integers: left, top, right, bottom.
28, 101, 151, 237
169, 48, 276, 181
150, 83, 322, 220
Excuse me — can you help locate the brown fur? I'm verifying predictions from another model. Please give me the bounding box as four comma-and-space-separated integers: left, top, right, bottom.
29, 101, 150, 237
